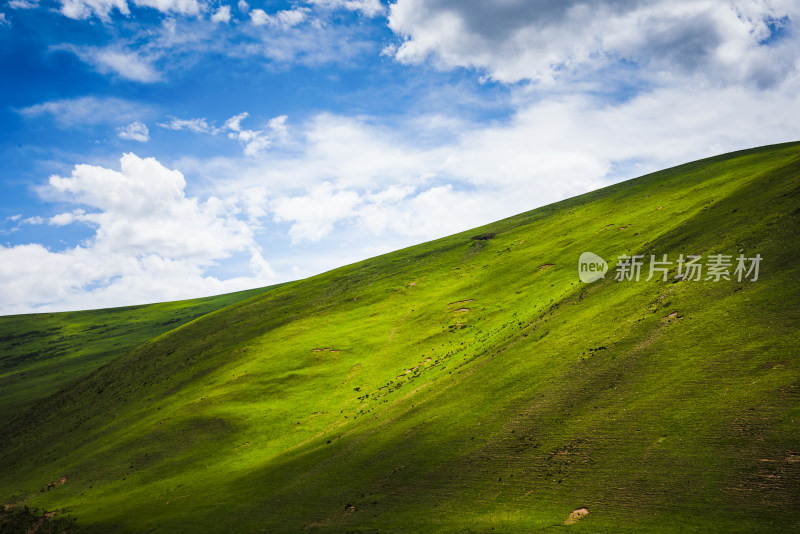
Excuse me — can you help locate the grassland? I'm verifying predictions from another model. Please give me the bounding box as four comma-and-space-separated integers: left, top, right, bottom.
1, 142, 799, 532
0, 287, 274, 424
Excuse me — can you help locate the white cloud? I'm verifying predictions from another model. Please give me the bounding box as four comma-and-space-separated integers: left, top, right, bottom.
58, 0, 129, 20
0, 153, 274, 314
132, 0, 201, 16
387, 0, 800, 87
158, 117, 219, 134
157, 113, 287, 155
248, 8, 267, 25
58, 0, 200, 19
223, 112, 286, 156
55, 1, 377, 77
117, 121, 150, 142
0, 13, 8, 26
250, 7, 308, 27
54, 44, 161, 82
305, 0, 384, 17
92, 49, 160, 82
8, 0, 39, 9
267, 115, 289, 143
211, 4, 230, 22
272, 182, 361, 242
237, 0, 247, 11
19, 97, 149, 128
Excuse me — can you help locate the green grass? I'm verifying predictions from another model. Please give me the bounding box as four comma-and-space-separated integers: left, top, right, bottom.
0, 286, 276, 424
1, 142, 799, 532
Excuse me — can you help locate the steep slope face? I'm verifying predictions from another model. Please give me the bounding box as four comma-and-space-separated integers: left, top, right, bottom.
1, 143, 799, 532
0, 287, 273, 424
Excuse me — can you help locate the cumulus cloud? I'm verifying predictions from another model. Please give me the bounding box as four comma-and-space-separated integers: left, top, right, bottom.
117, 121, 150, 142
0, 13, 8, 25
210, 4, 230, 22
272, 182, 361, 242
0, 153, 274, 314
386, 0, 800, 87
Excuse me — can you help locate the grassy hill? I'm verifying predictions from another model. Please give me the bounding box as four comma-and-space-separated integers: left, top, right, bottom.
0, 287, 275, 425
1, 142, 799, 533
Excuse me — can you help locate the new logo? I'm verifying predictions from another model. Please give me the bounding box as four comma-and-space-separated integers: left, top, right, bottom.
578, 252, 608, 283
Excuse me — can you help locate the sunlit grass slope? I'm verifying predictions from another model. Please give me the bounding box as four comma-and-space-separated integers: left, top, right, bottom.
0, 286, 274, 424
1, 142, 799, 533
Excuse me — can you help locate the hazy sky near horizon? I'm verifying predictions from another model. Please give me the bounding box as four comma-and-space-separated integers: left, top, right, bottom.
2, 0, 800, 314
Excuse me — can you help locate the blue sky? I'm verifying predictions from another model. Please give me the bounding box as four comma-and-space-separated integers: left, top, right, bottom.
1, 0, 799, 314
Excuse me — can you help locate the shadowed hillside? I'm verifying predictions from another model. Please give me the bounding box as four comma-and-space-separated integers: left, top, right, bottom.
1, 143, 799, 533
0, 287, 276, 424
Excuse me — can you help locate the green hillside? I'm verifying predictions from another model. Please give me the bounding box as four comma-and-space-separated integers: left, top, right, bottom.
1, 143, 799, 533
0, 286, 275, 424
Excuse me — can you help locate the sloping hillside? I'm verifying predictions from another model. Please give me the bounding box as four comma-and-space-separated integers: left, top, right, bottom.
0, 287, 274, 424
1, 143, 799, 533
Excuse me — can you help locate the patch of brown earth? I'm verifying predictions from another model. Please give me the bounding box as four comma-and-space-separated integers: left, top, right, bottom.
448, 299, 474, 305
538, 263, 554, 270
454, 308, 471, 313
564, 507, 589, 525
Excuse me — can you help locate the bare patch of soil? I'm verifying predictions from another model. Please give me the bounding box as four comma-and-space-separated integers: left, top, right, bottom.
564, 507, 589, 525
